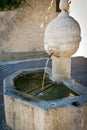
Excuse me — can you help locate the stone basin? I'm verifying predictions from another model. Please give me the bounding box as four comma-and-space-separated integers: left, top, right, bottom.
3, 0, 87, 129
3, 68, 87, 130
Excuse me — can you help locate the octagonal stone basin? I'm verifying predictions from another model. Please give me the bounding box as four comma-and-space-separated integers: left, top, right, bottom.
3, 68, 87, 130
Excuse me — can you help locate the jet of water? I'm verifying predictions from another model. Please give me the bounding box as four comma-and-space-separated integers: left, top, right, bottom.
42, 53, 53, 90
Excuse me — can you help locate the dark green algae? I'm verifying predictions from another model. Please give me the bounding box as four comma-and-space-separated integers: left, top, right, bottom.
14, 72, 79, 101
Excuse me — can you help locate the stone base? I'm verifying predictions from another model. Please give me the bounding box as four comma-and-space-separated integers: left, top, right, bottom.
4, 94, 87, 130
3, 68, 87, 130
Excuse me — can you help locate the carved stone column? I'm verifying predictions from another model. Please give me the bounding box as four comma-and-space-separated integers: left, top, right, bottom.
44, 0, 81, 81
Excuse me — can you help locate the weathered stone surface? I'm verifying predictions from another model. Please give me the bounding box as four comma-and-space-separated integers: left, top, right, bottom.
4, 93, 87, 130
44, 0, 81, 80
44, 7, 81, 57
44, 0, 81, 57
52, 56, 71, 80
3, 68, 87, 130
0, 0, 57, 60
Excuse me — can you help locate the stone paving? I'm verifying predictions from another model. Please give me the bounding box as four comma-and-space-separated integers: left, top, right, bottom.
0, 57, 87, 130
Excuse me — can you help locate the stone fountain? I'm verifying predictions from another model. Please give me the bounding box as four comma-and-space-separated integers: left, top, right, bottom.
44, 0, 81, 81
3, 0, 87, 130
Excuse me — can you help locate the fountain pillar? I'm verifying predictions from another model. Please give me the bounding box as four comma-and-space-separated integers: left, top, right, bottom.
44, 0, 81, 81
52, 56, 71, 80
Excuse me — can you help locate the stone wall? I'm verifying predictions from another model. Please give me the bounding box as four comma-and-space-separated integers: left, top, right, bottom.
0, 0, 57, 60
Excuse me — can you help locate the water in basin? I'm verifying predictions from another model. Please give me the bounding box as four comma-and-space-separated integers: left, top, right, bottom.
14, 71, 79, 101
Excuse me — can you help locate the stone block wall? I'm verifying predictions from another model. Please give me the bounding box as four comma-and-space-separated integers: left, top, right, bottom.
0, 0, 57, 60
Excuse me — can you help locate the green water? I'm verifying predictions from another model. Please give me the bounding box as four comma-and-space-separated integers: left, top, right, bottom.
14, 72, 79, 101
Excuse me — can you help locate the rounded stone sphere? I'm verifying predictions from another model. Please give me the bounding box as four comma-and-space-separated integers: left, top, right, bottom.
44, 11, 81, 57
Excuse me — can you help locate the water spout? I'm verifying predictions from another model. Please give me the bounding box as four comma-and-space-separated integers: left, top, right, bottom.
42, 53, 53, 90
48, 53, 53, 58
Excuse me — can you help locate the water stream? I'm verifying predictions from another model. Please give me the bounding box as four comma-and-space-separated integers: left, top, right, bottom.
42, 53, 53, 90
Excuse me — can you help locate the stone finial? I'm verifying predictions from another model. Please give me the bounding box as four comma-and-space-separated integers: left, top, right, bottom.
59, 0, 71, 12
44, 0, 81, 57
